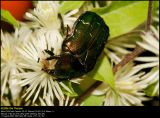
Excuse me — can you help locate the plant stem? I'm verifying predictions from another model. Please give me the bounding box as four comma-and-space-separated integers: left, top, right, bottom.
75, 1, 153, 105
146, 0, 153, 32
75, 81, 102, 104
112, 46, 145, 73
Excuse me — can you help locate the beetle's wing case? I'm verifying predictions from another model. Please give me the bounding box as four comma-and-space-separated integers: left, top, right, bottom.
62, 11, 93, 53
82, 26, 109, 71
63, 11, 109, 71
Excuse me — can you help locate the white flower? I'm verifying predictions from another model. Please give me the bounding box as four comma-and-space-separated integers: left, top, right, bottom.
1, 26, 32, 97
134, 26, 159, 96
15, 32, 76, 103
1, 96, 32, 106
23, 0, 77, 67
105, 33, 138, 64
139, 67, 159, 96
59, 95, 78, 106
8, 79, 22, 100
1, 97, 21, 106
25, 1, 60, 29
25, 1, 78, 30
25, 1, 78, 38
38, 94, 78, 106
3, 1, 80, 105
92, 63, 150, 106
1, 97, 11, 106
62, 9, 78, 28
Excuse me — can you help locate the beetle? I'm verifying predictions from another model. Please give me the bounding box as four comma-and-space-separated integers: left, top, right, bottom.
44, 11, 109, 79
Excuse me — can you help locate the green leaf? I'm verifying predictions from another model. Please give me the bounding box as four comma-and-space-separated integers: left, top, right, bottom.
144, 82, 159, 97
1, 9, 19, 28
152, 1, 159, 16
93, 1, 148, 38
87, 53, 115, 90
82, 95, 105, 106
91, 1, 136, 15
79, 76, 97, 92
72, 83, 83, 96
144, 67, 159, 97
59, 1, 85, 14
60, 81, 78, 97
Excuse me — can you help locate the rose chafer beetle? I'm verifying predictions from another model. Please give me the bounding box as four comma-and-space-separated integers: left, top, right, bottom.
44, 11, 109, 79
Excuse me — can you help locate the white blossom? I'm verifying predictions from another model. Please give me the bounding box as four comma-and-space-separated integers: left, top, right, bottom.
1, 26, 32, 98
38, 94, 78, 106
134, 26, 159, 96
92, 63, 150, 106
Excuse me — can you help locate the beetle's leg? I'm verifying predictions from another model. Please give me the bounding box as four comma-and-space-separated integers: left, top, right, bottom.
64, 25, 72, 39
58, 13, 72, 37
58, 13, 65, 34
37, 57, 40, 63
66, 25, 71, 35
44, 49, 60, 60
44, 69, 70, 81
46, 55, 60, 60
56, 78, 70, 82
44, 49, 54, 56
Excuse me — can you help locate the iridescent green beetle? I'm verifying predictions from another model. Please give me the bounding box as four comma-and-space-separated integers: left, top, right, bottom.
45, 11, 109, 79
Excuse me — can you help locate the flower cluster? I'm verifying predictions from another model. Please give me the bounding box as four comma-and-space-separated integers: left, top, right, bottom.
1, 26, 32, 98
135, 26, 159, 96
92, 63, 149, 106
92, 26, 159, 106
1, 1, 79, 105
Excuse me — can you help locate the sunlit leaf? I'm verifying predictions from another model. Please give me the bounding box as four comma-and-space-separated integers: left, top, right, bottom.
1, 9, 19, 28
87, 53, 115, 90
92, 1, 148, 38
91, 1, 136, 15
144, 82, 159, 97
60, 81, 78, 97
59, 1, 85, 14
82, 95, 105, 106
144, 67, 159, 97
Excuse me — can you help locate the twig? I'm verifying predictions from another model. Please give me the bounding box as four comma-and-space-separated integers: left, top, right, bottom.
112, 46, 145, 73
75, 81, 102, 104
75, 1, 153, 105
146, 0, 153, 32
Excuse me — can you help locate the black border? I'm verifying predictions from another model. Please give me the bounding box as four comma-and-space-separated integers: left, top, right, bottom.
1, 0, 160, 117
